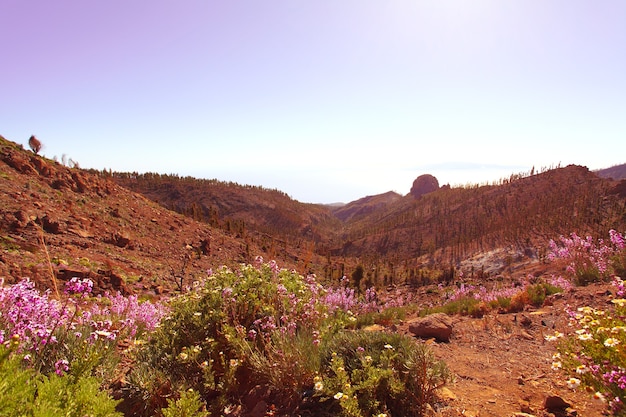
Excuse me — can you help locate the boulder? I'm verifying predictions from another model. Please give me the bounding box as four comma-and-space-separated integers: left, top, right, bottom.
408, 313, 453, 342
110, 231, 132, 248
40, 214, 66, 234
410, 174, 439, 198
1, 150, 37, 175
543, 395, 571, 413
13, 210, 31, 229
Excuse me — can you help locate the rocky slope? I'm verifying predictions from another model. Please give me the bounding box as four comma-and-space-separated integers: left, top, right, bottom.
0, 135, 280, 295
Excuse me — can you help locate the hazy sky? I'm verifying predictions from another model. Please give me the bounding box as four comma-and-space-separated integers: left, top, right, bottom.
2, 1, 625, 203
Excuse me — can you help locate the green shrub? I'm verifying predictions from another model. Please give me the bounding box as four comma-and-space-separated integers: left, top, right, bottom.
0, 343, 36, 417
127, 262, 452, 416
0, 343, 121, 417
161, 389, 210, 417
430, 296, 482, 317
525, 282, 562, 307
354, 306, 410, 329
33, 374, 122, 417
574, 268, 602, 286
494, 297, 511, 309
129, 263, 326, 415
317, 330, 451, 417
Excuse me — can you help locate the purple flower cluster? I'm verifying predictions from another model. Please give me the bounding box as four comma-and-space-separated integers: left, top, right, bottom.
0, 279, 70, 350
254, 256, 281, 275
548, 230, 626, 278
447, 282, 520, 303
323, 286, 358, 314
547, 274, 573, 291
1, 278, 168, 368
63, 277, 93, 296
253, 315, 278, 335
87, 292, 168, 337
603, 369, 626, 391
54, 359, 69, 376
445, 272, 574, 306
610, 229, 626, 251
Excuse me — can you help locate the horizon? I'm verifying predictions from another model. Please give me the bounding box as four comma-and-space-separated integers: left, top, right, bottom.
5, 131, 616, 205
2, 1, 625, 204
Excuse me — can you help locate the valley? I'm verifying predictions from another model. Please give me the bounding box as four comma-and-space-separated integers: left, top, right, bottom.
2, 134, 626, 416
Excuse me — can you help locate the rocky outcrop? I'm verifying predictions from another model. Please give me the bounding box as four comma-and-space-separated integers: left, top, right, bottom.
409, 174, 439, 198
1, 137, 114, 197
55, 265, 130, 295
543, 395, 573, 415
408, 313, 453, 342
1, 150, 38, 175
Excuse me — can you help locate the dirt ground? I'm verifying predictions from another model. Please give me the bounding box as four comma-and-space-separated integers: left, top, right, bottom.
398, 283, 614, 417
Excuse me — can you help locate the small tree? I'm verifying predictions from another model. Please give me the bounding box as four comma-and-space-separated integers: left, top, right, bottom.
28, 135, 42, 154
351, 264, 364, 293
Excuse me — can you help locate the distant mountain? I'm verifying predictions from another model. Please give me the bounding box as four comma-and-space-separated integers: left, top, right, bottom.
595, 163, 626, 180
110, 172, 342, 244
409, 174, 440, 198
331, 165, 626, 269
331, 191, 402, 223
111, 163, 626, 284
3, 133, 626, 293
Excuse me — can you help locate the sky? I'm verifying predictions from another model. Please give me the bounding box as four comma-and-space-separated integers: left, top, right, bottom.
1, 1, 625, 204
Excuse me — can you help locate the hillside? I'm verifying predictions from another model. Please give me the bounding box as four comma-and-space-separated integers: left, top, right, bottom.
596, 162, 626, 180
0, 135, 289, 295
3, 133, 626, 292
331, 191, 403, 223
110, 171, 342, 244
339, 165, 625, 260
110, 162, 626, 286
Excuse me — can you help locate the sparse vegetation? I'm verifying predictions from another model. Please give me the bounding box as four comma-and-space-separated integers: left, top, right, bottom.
2, 134, 626, 415
1, 261, 450, 417
545, 230, 626, 416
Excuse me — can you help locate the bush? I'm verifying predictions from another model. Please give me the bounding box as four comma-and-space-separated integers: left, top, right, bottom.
33, 373, 122, 417
128, 261, 451, 416
525, 282, 561, 307
161, 389, 209, 417
0, 342, 36, 417
548, 230, 626, 285
0, 277, 167, 417
317, 330, 451, 417
355, 306, 411, 328
0, 342, 121, 417
431, 296, 484, 317
547, 280, 626, 415
545, 229, 626, 415
129, 262, 327, 415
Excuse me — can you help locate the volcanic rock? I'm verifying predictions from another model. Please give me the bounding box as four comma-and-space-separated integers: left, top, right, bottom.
408, 312, 453, 342
409, 174, 439, 198
544, 395, 571, 413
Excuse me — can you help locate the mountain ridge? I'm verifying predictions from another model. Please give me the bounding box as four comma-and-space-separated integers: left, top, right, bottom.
2, 133, 626, 292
